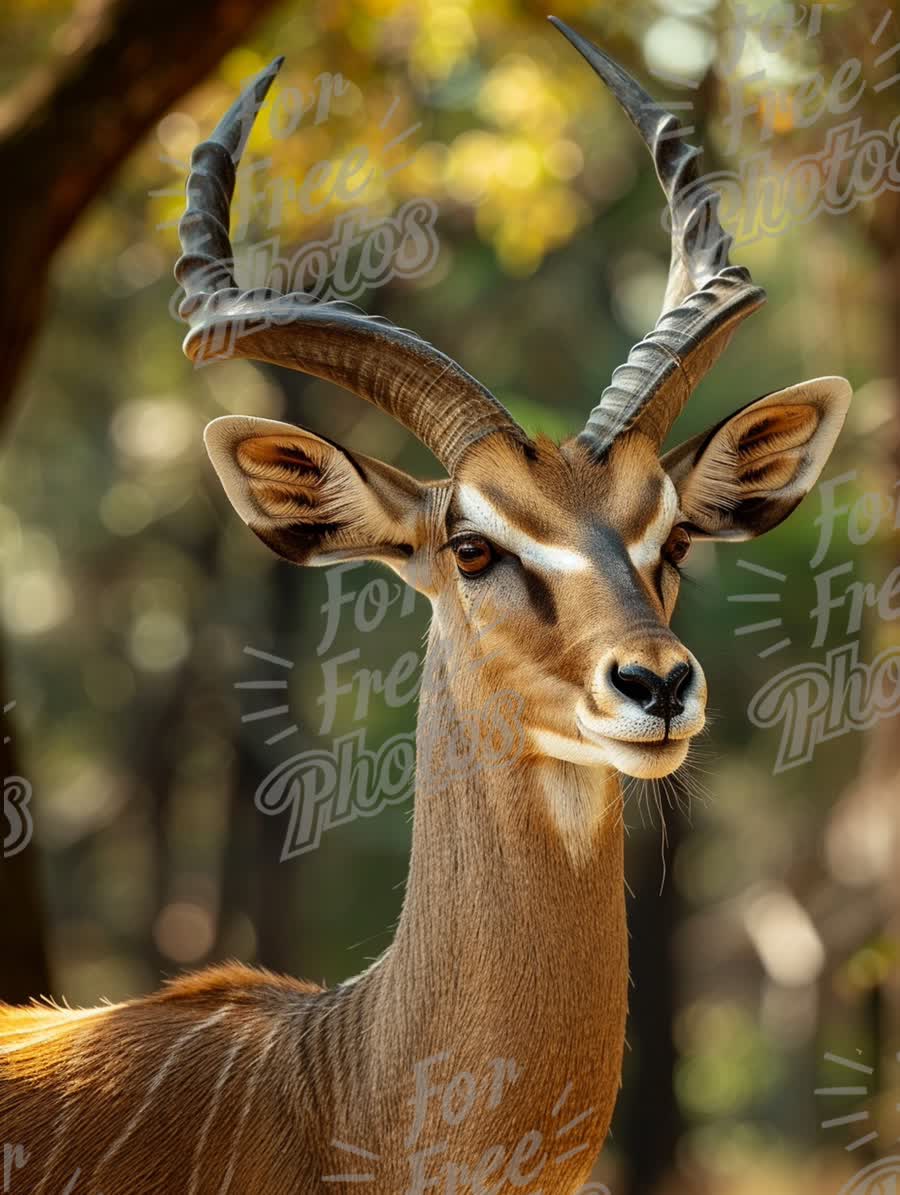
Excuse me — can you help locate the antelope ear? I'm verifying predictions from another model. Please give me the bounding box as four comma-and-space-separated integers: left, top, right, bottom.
204, 416, 430, 576
661, 376, 852, 540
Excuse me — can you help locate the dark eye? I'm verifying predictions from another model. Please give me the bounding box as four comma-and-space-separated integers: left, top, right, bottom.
663, 525, 692, 568
452, 536, 496, 577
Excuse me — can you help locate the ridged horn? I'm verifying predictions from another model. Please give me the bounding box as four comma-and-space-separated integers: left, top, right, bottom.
549, 17, 766, 455
175, 58, 531, 474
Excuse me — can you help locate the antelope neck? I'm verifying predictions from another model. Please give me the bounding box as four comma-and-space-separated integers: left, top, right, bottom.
345, 628, 630, 1167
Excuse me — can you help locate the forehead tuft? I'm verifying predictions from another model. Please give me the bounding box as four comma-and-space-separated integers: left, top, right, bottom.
587, 433, 676, 541
453, 434, 578, 536
454, 430, 673, 537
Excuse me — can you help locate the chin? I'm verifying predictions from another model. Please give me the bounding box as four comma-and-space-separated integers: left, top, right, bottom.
572, 709, 701, 778
599, 736, 690, 779
533, 724, 693, 777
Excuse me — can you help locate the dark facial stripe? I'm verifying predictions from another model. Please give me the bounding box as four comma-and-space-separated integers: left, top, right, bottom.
589, 523, 661, 618
521, 565, 558, 625
626, 473, 666, 542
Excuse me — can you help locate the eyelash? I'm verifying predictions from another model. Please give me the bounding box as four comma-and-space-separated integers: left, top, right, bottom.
439, 534, 475, 555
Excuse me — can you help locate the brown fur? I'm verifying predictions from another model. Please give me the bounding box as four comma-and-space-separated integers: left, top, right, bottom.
0, 675, 627, 1192
0, 377, 849, 1190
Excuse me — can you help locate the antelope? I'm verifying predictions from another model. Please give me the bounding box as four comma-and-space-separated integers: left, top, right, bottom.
0, 19, 851, 1194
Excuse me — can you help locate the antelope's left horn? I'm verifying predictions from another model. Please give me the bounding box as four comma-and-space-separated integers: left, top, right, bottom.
175, 59, 530, 474
550, 17, 766, 455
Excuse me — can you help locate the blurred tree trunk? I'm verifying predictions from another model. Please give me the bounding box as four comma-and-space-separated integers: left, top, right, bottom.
822, 181, 900, 1106
140, 525, 221, 978
869, 186, 900, 1078
0, 0, 282, 1002
214, 369, 318, 976
256, 558, 306, 972
0, 650, 50, 1002
215, 729, 258, 959
214, 585, 301, 974
620, 813, 685, 1195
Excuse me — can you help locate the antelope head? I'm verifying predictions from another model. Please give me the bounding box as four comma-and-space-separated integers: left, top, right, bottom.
178, 22, 851, 784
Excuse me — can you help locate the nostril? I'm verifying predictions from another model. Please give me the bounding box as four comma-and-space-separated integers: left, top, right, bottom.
609, 661, 694, 718
668, 662, 693, 715
610, 663, 657, 710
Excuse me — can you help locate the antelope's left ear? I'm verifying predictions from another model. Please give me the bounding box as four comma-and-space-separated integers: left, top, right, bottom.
203, 415, 432, 584
661, 376, 852, 540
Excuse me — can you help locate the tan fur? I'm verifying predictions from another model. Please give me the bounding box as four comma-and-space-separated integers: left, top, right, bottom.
0, 379, 850, 1189
0, 682, 627, 1192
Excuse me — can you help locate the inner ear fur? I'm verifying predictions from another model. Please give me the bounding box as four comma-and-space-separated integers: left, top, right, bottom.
204, 415, 429, 567
661, 376, 852, 540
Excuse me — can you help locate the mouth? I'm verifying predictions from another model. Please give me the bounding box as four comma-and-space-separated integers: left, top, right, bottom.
576, 718, 692, 779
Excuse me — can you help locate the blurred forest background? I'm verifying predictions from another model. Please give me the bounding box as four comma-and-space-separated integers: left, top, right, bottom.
1, 0, 899, 1191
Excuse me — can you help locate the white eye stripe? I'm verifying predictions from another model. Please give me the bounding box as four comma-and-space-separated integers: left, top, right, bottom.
626, 476, 679, 571
456, 485, 590, 573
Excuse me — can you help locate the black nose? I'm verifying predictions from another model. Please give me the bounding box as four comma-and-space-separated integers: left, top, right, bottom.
609, 661, 693, 720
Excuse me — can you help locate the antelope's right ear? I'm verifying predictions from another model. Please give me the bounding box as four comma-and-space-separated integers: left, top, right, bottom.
661, 377, 853, 541
204, 416, 432, 579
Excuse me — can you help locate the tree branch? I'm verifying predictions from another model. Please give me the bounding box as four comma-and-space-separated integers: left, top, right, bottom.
0, 0, 283, 408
